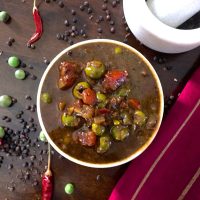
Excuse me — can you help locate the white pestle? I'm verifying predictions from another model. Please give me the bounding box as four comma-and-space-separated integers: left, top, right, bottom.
147, 0, 200, 28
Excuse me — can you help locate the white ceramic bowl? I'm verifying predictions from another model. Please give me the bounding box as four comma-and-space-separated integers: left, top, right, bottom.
37, 39, 164, 168
123, 0, 200, 53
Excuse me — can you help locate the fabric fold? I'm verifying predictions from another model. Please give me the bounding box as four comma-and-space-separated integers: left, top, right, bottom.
109, 67, 200, 200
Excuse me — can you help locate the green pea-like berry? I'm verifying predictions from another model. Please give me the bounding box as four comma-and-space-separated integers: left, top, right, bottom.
0, 127, 5, 138
134, 110, 146, 126
39, 131, 47, 142
15, 69, 26, 80
61, 114, 79, 127
73, 82, 90, 99
41, 93, 52, 104
114, 47, 122, 54
8, 56, 20, 68
0, 95, 12, 108
92, 123, 105, 136
0, 11, 10, 23
84, 61, 105, 79
65, 183, 74, 195
96, 92, 106, 102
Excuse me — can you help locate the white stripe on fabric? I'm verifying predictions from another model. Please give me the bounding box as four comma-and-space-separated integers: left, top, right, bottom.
131, 99, 200, 200
177, 167, 200, 200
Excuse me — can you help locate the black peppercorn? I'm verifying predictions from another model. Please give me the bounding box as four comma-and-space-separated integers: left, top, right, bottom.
97, 27, 103, 33
71, 9, 76, 15
102, 4, 107, 11
80, 5, 84, 11
110, 27, 115, 33
58, 1, 64, 8
83, 1, 89, 7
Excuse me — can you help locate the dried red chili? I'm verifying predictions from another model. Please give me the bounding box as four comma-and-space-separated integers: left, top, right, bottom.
42, 143, 53, 200
27, 0, 43, 46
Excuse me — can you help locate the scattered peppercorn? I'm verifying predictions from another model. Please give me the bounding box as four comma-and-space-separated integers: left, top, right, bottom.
106, 15, 111, 21
106, 10, 110, 15
30, 74, 37, 80
70, 9, 75, 15
102, 4, 107, 11
125, 26, 129, 32
30, 44, 35, 49
110, 20, 115, 25
97, 27, 103, 33
110, 27, 115, 33
166, 66, 173, 70
8, 164, 13, 170
5, 118, 11, 123
174, 78, 178, 82
20, 62, 26, 68
64, 19, 69, 26
96, 174, 101, 181
80, 5, 85, 11
87, 8, 92, 14
84, 1, 89, 7
9, 37, 15, 43
112, 1, 117, 7
67, 50, 72, 56
58, 1, 64, 7
6, 41, 12, 46
12, 97, 17, 104
69, 40, 74, 45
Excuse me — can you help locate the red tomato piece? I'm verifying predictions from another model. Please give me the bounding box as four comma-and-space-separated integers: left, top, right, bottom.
82, 88, 97, 105
96, 108, 111, 115
102, 70, 128, 91
78, 130, 97, 146
128, 98, 141, 110
58, 62, 79, 90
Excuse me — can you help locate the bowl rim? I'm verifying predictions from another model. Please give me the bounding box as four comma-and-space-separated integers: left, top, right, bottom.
37, 39, 164, 168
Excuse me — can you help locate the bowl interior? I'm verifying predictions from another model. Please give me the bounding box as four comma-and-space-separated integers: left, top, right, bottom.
37, 39, 164, 168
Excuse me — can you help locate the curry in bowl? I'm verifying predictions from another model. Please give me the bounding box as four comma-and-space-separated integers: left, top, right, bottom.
37, 39, 163, 168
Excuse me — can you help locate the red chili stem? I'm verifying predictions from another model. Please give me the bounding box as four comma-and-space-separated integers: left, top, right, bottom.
42, 143, 53, 200
47, 142, 51, 172
33, 0, 37, 10
27, 0, 43, 45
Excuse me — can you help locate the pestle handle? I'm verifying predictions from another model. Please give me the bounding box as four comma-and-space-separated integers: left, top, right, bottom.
147, 0, 200, 28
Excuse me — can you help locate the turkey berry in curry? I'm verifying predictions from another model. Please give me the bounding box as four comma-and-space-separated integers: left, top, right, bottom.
41, 42, 161, 163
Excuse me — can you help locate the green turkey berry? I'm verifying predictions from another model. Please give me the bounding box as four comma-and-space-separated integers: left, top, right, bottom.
39, 131, 47, 142
114, 47, 122, 54
8, 56, 20, 68
64, 183, 74, 195
0, 11, 10, 23
41, 93, 52, 104
85, 61, 105, 79
15, 69, 26, 80
0, 127, 5, 138
0, 95, 12, 108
